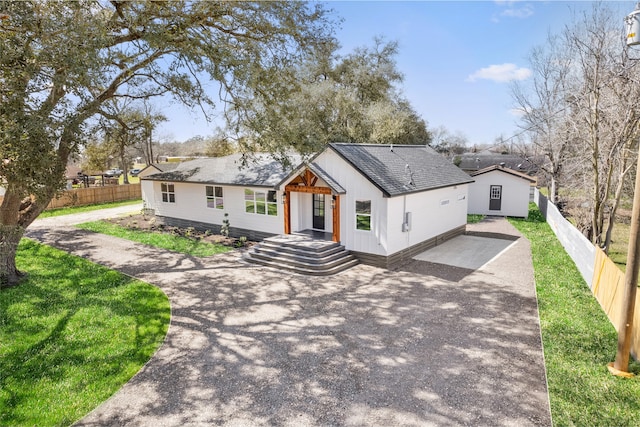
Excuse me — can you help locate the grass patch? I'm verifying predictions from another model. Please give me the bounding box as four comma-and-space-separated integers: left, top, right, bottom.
467, 214, 485, 224
608, 220, 629, 273
510, 204, 640, 426
0, 239, 170, 426
39, 199, 141, 219
76, 221, 231, 257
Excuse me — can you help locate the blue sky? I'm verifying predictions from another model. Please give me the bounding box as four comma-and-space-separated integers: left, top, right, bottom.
157, 1, 633, 147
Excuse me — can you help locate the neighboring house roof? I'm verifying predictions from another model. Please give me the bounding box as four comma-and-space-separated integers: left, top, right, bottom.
329, 143, 474, 197
469, 165, 537, 182
141, 153, 301, 188
149, 163, 180, 173
456, 153, 541, 174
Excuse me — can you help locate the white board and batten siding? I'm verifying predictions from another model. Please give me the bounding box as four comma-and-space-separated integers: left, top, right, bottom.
385, 185, 469, 255
314, 150, 388, 256
313, 150, 469, 256
143, 181, 284, 235
468, 169, 531, 217
290, 191, 333, 234
140, 179, 155, 209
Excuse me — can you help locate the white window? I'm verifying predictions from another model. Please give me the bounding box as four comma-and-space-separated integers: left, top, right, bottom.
161, 182, 175, 203
355, 200, 371, 231
206, 186, 224, 209
490, 185, 502, 199
245, 189, 278, 216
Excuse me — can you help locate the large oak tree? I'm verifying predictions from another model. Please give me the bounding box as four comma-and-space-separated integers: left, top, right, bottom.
239, 37, 431, 159
0, 0, 334, 286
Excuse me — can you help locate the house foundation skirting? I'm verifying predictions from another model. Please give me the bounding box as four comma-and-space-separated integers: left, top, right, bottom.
156, 213, 465, 271
352, 225, 466, 269
156, 215, 277, 242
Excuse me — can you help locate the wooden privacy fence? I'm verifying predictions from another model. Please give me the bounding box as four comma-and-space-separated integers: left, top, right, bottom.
592, 248, 640, 359
46, 184, 141, 209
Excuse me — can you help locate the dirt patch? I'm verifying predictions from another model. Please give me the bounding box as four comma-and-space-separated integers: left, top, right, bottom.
104, 213, 255, 249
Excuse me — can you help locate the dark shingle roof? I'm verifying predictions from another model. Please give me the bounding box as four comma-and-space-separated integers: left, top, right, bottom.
152, 163, 180, 173
456, 153, 541, 174
329, 143, 474, 197
140, 163, 180, 175
470, 165, 537, 182
141, 153, 300, 188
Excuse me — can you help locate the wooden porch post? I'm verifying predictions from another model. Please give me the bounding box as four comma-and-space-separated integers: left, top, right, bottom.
284, 190, 291, 234
332, 195, 340, 243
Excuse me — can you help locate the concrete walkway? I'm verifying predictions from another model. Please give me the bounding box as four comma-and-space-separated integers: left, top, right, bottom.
26, 209, 551, 426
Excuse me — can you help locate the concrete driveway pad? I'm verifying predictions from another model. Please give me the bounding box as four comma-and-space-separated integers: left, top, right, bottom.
26, 208, 551, 426
413, 235, 517, 270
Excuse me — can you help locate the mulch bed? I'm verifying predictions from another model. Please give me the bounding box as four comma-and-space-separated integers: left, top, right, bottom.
104, 213, 255, 248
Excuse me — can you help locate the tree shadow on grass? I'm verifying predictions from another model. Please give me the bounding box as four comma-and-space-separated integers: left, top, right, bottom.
0, 239, 169, 427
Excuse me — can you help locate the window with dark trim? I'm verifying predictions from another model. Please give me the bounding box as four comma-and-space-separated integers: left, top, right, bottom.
206, 185, 224, 209
244, 189, 278, 216
161, 182, 175, 203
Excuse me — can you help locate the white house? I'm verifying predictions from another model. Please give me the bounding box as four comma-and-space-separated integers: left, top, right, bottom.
140, 143, 474, 268
467, 165, 536, 218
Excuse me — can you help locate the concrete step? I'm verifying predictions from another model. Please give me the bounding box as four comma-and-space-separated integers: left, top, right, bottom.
262, 235, 341, 254
247, 250, 356, 271
244, 252, 360, 276
251, 244, 347, 264
244, 233, 358, 275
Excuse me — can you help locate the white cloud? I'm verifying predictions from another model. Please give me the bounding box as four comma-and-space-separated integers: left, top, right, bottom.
466, 63, 532, 83
501, 4, 534, 19
492, 1, 534, 22
509, 107, 527, 117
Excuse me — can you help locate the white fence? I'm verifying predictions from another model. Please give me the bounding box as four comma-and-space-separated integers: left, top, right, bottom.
534, 189, 595, 288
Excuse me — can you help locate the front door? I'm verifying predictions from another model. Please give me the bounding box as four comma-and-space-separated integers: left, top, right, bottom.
489, 185, 502, 211
313, 194, 325, 230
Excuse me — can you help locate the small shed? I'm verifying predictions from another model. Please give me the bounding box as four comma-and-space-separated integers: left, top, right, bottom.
467, 165, 536, 218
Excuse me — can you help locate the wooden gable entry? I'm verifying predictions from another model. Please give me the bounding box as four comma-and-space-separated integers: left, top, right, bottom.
284, 168, 341, 243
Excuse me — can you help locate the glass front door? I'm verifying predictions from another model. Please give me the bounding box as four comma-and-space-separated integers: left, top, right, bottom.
313, 194, 325, 230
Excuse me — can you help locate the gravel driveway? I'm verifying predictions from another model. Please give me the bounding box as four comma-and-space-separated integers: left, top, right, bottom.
26, 208, 551, 426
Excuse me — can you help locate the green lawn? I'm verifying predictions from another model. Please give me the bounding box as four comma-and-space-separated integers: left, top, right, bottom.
39, 199, 141, 218
76, 221, 231, 257
608, 221, 629, 272
467, 214, 485, 224
0, 239, 170, 426
510, 205, 640, 426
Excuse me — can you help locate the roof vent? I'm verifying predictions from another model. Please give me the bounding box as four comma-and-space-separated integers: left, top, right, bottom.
405, 164, 414, 186
390, 144, 394, 152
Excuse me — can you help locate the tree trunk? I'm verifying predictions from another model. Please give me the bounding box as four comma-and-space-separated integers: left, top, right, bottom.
0, 224, 26, 288
0, 186, 51, 288
549, 176, 557, 205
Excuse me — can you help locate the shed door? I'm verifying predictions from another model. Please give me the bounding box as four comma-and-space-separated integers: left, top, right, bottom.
489, 185, 502, 211
313, 194, 325, 230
